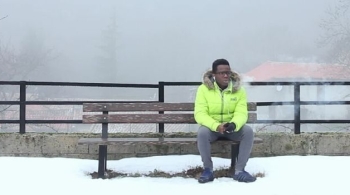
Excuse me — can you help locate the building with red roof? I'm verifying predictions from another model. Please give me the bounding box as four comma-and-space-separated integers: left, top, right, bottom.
242, 61, 350, 129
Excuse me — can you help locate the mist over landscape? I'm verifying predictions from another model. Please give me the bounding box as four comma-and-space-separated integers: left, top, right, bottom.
0, 0, 338, 84
1, 0, 350, 133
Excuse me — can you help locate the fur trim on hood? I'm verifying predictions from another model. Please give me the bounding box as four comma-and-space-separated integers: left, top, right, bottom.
202, 70, 241, 92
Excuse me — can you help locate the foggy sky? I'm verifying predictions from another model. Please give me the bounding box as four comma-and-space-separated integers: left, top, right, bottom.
0, 0, 336, 83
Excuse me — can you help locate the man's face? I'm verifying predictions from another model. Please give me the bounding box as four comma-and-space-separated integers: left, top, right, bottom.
214, 65, 231, 87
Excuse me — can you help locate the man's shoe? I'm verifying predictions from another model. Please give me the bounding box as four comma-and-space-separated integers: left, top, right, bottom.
233, 170, 256, 183
198, 168, 214, 183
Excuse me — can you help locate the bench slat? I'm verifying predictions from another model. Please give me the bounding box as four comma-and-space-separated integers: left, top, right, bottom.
83, 102, 257, 112
78, 137, 263, 145
82, 113, 257, 123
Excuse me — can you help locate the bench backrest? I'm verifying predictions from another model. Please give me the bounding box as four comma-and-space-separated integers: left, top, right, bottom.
82, 102, 257, 124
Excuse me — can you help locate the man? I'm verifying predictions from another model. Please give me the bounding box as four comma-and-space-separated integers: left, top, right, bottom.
194, 59, 256, 183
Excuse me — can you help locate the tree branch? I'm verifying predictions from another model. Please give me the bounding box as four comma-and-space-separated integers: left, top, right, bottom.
0, 15, 8, 20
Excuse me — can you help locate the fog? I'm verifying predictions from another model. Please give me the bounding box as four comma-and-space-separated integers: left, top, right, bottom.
0, 0, 337, 84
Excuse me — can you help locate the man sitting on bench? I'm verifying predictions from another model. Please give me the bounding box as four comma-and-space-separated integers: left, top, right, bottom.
194, 59, 256, 183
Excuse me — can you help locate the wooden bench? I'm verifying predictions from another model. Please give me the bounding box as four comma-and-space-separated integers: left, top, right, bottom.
78, 102, 262, 178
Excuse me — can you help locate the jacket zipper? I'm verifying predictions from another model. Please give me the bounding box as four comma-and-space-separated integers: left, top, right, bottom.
220, 90, 224, 123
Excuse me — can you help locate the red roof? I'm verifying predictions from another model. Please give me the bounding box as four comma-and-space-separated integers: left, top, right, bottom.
244, 61, 350, 81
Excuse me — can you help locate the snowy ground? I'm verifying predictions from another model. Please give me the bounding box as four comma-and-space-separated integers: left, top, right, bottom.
1, 155, 348, 195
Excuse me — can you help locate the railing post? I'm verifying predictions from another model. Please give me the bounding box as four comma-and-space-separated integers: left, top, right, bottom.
294, 83, 301, 134
19, 81, 26, 134
158, 81, 165, 133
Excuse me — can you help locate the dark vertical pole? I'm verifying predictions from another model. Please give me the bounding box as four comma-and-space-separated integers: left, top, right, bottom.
294, 83, 301, 134
19, 81, 26, 134
98, 146, 106, 178
158, 81, 165, 133
102, 111, 108, 171
98, 111, 108, 178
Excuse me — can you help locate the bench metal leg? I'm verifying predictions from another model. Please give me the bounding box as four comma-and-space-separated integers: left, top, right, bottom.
230, 143, 240, 175
98, 145, 107, 178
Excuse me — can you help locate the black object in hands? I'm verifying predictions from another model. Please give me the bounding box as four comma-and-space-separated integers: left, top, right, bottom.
224, 123, 236, 133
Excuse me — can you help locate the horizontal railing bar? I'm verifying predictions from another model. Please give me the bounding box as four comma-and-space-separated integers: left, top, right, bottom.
255, 120, 350, 123
25, 120, 82, 124
300, 82, 350, 85
0, 120, 82, 124
255, 120, 295, 123
249, 82, 301, 85
0, 120, 20, 123
257, 101, 350, 106
0, 101, 158, 105
300, 101, 350, 105
25, 100, 159, 105
2, 81, 350, 87
163, 82, 201, 86
0, 81, 21, 85
25, 81, 159, 88
249, 81, 350, 85
0, 101, 20, 105
257, 102, 294, 106
300, 120, 350, 123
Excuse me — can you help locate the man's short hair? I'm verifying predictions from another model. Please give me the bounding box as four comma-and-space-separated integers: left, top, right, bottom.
212, 59, 230, 73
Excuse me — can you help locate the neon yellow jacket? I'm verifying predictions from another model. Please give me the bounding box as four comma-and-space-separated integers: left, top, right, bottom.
194, 70, 248, 132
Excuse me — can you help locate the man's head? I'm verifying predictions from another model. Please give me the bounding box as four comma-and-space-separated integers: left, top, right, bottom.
212, 59, 232, 88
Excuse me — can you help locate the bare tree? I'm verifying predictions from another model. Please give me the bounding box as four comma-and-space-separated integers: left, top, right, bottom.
0, 43, 20, 131
319, 0, 350, 66
0, 32, 54, 81
0, 32, 56, 132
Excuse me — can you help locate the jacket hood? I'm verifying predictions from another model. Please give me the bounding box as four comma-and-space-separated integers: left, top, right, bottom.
202, 70, 241, 92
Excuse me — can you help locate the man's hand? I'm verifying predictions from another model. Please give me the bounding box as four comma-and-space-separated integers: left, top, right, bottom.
224, 123, 236, 133
216, 124, 226, 134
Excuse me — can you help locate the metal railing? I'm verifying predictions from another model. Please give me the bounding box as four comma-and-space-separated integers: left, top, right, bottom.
1, 80, 350, 134
250, 81, 350, 134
